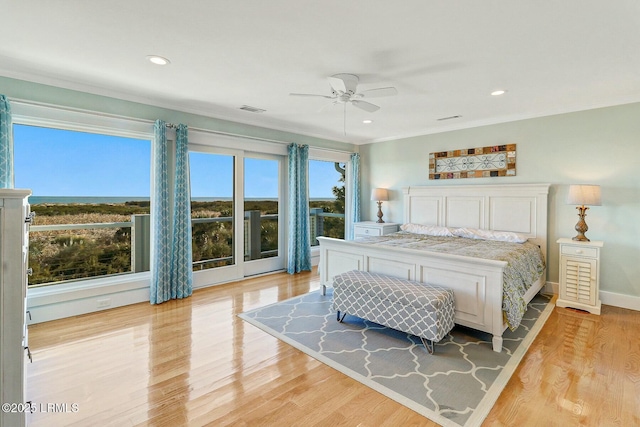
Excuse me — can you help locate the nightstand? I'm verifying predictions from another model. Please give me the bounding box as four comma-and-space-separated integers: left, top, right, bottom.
353, 221, 399, 238
556, 238, 603, 315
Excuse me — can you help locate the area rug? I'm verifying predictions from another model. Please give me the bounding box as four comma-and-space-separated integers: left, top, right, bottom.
239, 289, 553, 427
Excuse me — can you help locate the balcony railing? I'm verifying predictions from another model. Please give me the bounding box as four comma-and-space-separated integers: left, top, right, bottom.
28, 209, 344, 286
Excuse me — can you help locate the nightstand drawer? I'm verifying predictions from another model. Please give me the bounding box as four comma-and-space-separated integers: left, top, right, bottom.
354, 226, 382, 236
353, 222, 399, 238
561, 245, 598, 258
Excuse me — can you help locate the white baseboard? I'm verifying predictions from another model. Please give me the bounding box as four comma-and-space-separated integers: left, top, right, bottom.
543, 281, 640, 312
311, 247, 320, 267
544, 281, 559, 296
600, 290, 640, 312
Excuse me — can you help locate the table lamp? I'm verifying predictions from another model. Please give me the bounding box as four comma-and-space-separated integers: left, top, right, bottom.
567, 184, 601, 242
371, 188, 389, 223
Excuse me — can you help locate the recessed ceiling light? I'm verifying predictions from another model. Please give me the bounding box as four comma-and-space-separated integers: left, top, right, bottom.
147, 55, 171, 65
363, 119, 373, 124
491, 90, 507, 96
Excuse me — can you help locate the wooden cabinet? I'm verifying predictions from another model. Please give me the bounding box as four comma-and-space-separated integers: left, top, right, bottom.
353, 221, 400, 238
556, 238, 603, 315
0, 189, 31, 427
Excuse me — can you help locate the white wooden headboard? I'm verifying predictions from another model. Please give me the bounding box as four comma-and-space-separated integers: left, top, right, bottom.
402, 183, 550, 260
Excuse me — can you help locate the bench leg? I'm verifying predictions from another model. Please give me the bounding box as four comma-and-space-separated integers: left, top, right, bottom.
420, 337, 435, 355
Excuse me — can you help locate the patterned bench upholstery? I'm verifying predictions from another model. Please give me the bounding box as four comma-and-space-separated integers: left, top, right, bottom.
332, 270, 455, 353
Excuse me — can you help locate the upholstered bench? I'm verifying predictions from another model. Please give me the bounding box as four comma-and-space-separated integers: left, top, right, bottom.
332, 270, 455, 354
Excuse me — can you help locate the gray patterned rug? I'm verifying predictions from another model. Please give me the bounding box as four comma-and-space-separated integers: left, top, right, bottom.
239, 289, 552, 427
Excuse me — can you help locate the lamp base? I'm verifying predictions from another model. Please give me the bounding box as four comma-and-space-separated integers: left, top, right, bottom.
572, 234, 590, 242
572, 205, 590, 242
376, 201, 385, 223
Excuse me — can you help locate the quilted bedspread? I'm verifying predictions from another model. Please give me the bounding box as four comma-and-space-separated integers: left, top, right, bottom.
353, 231, 546, 330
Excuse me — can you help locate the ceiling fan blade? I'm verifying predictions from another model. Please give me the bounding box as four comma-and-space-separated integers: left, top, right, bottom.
327, 77, 346, 94
318, 100, 338, 112
351, 100, 380, 113
329, 73, 359, 94
289, 93, 334, 99
358, 87, 398, 98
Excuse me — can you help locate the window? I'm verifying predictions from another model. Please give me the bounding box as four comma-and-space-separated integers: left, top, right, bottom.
308, 159, 346, 245
14, 116, 346, 288
14, 124, 151, 286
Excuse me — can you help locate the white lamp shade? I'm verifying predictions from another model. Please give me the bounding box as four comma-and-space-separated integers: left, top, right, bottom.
371, 188, 389, 201
567, 184, 601, 206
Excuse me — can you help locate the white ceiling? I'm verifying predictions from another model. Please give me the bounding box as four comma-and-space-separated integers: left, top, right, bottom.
3, 1, 640, 144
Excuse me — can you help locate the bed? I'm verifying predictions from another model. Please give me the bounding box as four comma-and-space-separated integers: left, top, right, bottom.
317, 183, 550, 352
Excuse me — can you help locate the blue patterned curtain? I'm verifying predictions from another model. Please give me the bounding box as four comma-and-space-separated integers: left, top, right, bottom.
0, 95, 13, 188
287, 143, 311, 273
169, 124, 193, 300
347, 152, 361, 239
150, 120, 172, 304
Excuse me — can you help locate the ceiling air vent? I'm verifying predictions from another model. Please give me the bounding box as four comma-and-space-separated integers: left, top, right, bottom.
239, 105, 266, 113
437, 115, 462, 121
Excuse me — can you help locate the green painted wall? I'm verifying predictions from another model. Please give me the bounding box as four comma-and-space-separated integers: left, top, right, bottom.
359, 103, 640, 299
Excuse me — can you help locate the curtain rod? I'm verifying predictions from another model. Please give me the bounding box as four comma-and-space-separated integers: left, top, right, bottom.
9, 97, 354, 154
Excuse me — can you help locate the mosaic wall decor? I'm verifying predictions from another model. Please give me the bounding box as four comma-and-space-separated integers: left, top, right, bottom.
429, 144, 516, 180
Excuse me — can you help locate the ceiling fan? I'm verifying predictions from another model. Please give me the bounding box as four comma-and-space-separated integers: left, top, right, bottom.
290, 73, 397, 113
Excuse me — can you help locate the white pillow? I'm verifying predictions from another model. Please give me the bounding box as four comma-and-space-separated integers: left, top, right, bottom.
451, 227, 528, 243
400, 223, 454, 237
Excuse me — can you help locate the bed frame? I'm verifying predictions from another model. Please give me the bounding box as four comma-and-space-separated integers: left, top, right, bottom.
318, 183, 550, 352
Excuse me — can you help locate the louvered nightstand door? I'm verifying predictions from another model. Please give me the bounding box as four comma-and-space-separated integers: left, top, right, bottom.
556, 238, 603, 315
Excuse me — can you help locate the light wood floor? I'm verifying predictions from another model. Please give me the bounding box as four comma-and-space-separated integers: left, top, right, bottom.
26, 270, 639, 426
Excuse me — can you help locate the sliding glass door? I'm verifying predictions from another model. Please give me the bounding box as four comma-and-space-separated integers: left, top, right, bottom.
243, 155, 284, 276
189, 151, 235, 271
189, 146, 284, 286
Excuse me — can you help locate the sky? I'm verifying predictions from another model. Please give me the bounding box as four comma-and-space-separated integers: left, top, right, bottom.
13, 124, 342, 199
